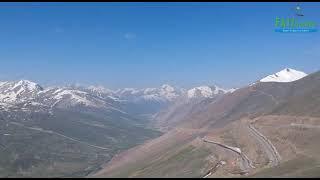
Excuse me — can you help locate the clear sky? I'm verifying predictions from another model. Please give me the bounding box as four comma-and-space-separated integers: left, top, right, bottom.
0, 2, 319, 89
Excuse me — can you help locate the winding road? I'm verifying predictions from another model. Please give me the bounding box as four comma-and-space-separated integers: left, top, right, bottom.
201, 122, 282, 177
247, 124, 281, 167
202, 138, 255, 174
202, 161, 225, 178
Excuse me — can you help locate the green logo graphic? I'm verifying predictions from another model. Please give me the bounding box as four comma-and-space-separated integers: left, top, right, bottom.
274, 17, 317, 32
274, 5, 317, 33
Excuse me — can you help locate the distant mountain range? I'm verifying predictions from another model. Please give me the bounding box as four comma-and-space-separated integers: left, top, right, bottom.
0, 68, 314, 178
1, 68, 306, 114
0, 80, 236, 117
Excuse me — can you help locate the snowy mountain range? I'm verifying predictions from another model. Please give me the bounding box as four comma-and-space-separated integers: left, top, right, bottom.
0, 68, 308, 114
0, 80, 226, 113
187, 85, 236, 99
0, 67, 313, 178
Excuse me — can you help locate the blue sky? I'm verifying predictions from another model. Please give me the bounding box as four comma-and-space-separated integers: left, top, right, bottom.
0, 2, 319, 89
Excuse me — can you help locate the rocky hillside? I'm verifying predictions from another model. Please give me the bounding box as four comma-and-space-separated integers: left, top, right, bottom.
92, 69, 320, 178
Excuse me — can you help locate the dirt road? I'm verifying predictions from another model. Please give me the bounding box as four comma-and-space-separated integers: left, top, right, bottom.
9, 121, 109, 150
247, 124, 281, 167
202, 138, 254, 174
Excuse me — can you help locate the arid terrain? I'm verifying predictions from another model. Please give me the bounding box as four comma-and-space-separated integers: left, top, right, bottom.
92, 71, 320, 178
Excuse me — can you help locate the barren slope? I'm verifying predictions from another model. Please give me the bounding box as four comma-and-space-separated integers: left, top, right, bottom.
92, 71, 320, 178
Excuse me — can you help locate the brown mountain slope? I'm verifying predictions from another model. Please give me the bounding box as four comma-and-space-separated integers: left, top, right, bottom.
179, 71, 320, 130
153, 96, 222, 132
92, 71, 320, 178
270, 71, 320, 117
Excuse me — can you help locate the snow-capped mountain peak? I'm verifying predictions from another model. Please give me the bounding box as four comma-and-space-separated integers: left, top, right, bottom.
0, 80, 43, 103
161, 84, 175, 92
159, 84, 180, 101
14, 80, 43, 92
114, 84, 181, 102
187, 85, 228, 99
87, 85, 114, 94
187, 86, 212, 98
260, 68, 307, 83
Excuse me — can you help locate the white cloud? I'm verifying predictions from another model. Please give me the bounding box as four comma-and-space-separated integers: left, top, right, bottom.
124, 32, 136, 40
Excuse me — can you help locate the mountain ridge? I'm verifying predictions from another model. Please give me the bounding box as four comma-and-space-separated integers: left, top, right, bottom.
91, 68, 320, 178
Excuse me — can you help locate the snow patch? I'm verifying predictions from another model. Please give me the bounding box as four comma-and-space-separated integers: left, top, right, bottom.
53, 89, 97, 106
260, 68, 307, 83
187, 85, 229, 98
